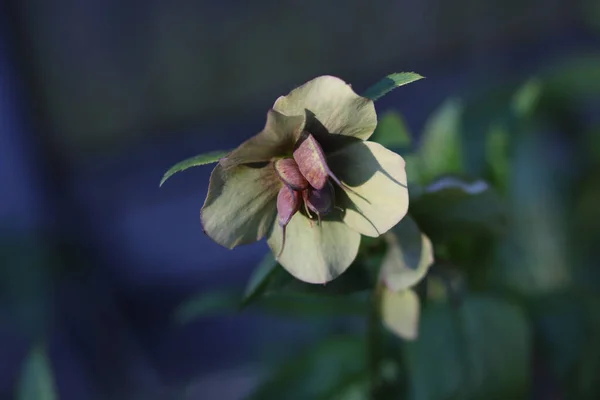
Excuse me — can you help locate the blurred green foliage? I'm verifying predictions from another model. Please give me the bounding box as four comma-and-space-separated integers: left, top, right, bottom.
11, 53, 600, 398
176, 55, 600, 399
17, 342, 57, 400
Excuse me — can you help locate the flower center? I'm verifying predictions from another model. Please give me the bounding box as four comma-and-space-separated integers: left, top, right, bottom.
274, 132, 338, 225
273, 132, 354, 258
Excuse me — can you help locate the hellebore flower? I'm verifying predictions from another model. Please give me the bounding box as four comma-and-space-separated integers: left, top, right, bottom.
201, 76, 409, 283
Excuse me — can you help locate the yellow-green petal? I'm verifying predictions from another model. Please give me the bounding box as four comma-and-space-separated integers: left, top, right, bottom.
201, 164, 280, 249
380, 216, 434, 292
267, 213, 361, 284
327, 141, 409, 237
381, 288, 420, 341
273, 76, 377, 140
220, 109, 305, 169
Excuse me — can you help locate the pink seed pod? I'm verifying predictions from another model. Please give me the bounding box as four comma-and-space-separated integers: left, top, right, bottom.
293, 133, 329, 190
293, 133, 357, 197
276, 185, 300, 258
274, 158, 309, 191
303, 181, 334, 218
277, 185, 300, 227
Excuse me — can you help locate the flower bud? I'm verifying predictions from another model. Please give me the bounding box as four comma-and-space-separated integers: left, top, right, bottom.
274, 158, 309, 190
277, 185, 300, 227
303, 181, 334, 217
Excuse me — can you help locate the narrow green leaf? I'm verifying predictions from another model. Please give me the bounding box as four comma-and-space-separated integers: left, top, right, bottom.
17, 342, 57, 400
362, 72, 424, 101
419, 99, 464, 183
511, 78, 542, 118
369, 111, 412, 149
380, 216, 434, 292
485, 124, 510, 192
257, 256, 376, 300
159, 150, 229, 186
380, 288, 420, 340
241, 252, 278, 307
174, 289, 240, 324
258, 291, 370, 318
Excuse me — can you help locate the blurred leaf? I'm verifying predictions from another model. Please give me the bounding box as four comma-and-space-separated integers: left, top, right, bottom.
528, 291, 600, 398
404, 154, 422, 185
369, 111, 412, 149
241, 252, 278, 307
405, 295, 531, 400
381, 288, 420, 341
410, 177, 507, 239
322, 374, 370, 400
485, 124, 510, 192
159, 150, 229, 186
17, 342, 57, 400
419, 99, 464, 182
544, 55, 600, 99
529, 293, 587, 382
380, 216, 434, 292
493, 132, 570, 296
261, 257, 378, 299
248, 335, 367, 400
176, 285, 371, 324
362, 72, 424, 101
585, 126, 600, 162
511, 78, 542, 118
258, 291, 369, 318
580, 0, 600, 32
174, 289, 240, 324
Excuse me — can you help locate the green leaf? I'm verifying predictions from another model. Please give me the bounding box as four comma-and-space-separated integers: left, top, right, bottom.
405, 295, 531, 400
404, 154, 422, 185
511, 78, 542, 118
248, 335, 367, 400
258, 291, 369, 318
262, 259, 376, 298
528, 292, 588, 384
492, 131, 570, 296
362, 72, 425, 101
174, 289, 240, 324
526, 292, 600, 399
327, 141, 409, 237
273, 75, 377, 140
585, 126, 600, 166
381, 288, 420, 340
544, 55, 600, 99
369, 111, 412, 149
410, 176, 507, 239
160, 150, 228, 186
17, 342, 57, 400
241, 252, 278, 307
380, 216, 434, 292
418, 99, 464, 182
485, 124, 510, 192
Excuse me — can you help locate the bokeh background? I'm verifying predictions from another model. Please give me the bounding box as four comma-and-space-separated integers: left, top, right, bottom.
1, 0, 599, 399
